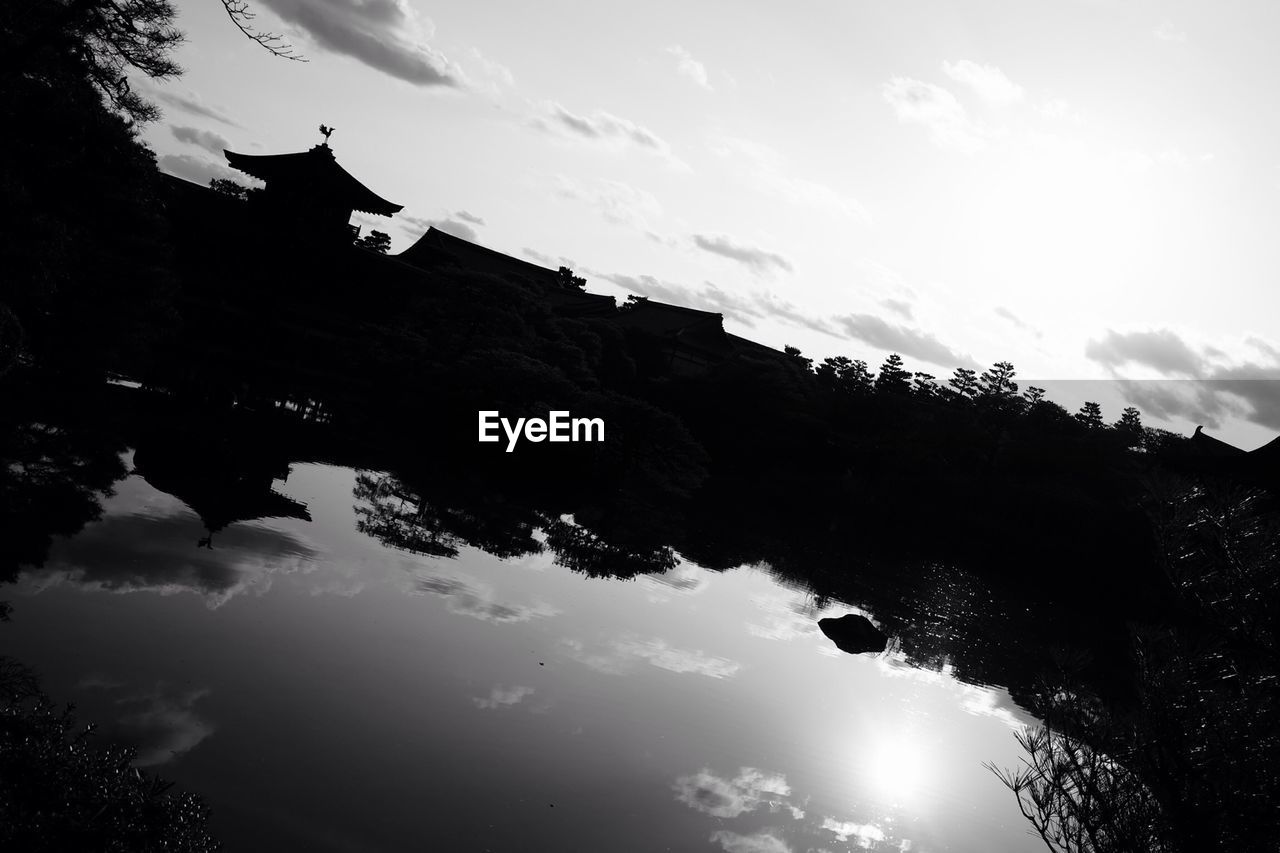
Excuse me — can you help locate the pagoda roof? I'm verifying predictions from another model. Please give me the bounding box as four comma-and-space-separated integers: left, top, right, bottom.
609, 300, 724, 336
398, 227, 560, 285
224, 144, 402, 216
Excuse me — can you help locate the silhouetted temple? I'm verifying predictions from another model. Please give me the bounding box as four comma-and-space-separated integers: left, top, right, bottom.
158, 129, 796, 378
398, 227, 617, 318
224, 142, 401, 242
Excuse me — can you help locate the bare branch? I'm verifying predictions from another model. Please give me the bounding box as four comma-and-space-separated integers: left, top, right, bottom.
220, 0, 306, 62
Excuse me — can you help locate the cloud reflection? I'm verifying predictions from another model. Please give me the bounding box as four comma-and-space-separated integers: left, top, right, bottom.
709, 830, 792, 853
81, 680, 215, 767
673, 767, 793, 818
820, 818, 886, 847
473, 685, 534, 710
28, 511, 319, 608
561, 636, 741, 679
413, 573, 559, 623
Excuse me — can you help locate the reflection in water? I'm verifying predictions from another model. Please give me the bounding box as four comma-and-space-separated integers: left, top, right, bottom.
78, 680, 215, 767
2, 394, 1075, 851
673, 767, 797, 819
412, 571, 560, 623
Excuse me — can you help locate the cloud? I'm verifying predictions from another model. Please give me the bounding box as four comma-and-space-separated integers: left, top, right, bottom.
1086, 329, 1280, 430
592, 269, 832, 335
256, 0, 463, 86
426, 218, 477, 241
456, 210, 486, 225
995, 306, 1042, 338
835, 314, 977, 369
883, 77, 987, 153
674, 767, 792, 818
142, 84, 242, 127
1037, 98, 1081, 123
536, 102, 672, 156
553, 176, 664, 230
1084, 329, 1206, 376
641, 564, 708, 594
941, 60, 1023, 106
613, 637, 741, 678
710, 137, 869, 221
667, 45, 712, 90
561, 636, 742, 678
883, 299, 913, 320
746, 592, 825, 641
821, 819, 886, 847
170, 125, 230, 155
693, 234, 793, 276
474, 685, 534, 710
709, 831, 792, 853
30, 508, 317, 607
81, 682, 215, 767
1155, 19, 1188, 43
523, 248, 577, 269
158, 153, 246, 187
414, 573, 559, 623
468, 47, 514, 89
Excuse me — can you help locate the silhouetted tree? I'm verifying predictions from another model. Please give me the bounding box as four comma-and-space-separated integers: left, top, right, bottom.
1075, 401, 1104, 429
1115, 407, 1144, 448
912, 372, 937, 397
355, 230, 391, 254
557, 266, 586, 290
783, 345, 813, 373
2, 0, 181, 123
1024, 386, 1047, 405
979, 361, 1019, 399
874, 353, 911, 395
209, 178, 253, 200
948, 367, 980, 400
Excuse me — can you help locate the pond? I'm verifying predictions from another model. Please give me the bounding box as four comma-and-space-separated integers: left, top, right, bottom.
3, 454, 1045, 852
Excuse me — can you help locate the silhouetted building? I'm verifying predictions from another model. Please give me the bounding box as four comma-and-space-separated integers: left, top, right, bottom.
609, 301, 735, 376
1189, 424, 1247, 458
224, 142, 402, 243
397, 227, 617, 318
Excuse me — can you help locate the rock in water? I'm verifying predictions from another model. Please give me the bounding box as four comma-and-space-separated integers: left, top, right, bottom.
818, 614, 887, 655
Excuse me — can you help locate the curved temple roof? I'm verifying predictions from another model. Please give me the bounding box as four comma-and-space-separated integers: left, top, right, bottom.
225, 144, 402, 217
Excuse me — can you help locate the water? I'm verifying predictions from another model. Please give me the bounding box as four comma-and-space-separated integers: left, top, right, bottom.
4, 457, 1045, 851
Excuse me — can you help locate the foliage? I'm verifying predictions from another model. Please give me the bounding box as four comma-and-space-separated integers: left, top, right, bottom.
990, 480, 1280, 853
355, 230, 391, 254
0, 657, 219, 852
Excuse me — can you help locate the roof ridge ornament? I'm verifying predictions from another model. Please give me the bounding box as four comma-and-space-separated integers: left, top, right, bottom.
319, 124, 334, 145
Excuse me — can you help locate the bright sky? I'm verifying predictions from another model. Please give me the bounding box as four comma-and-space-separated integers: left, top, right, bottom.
143, 0, 1280, 447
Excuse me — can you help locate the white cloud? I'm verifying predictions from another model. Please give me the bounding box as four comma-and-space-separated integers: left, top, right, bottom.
710, 137, 869, 222
941, 60, 1024, 106
693, 233, 794, 276
414, 573, 559, 623
536, 102, 674, 157
674, 767, 793, 818
1155, 19, 1188, 43
709, 831, 792, 853
562, 636, 742, 678
552, 175, 664, 230
883, 77, 988, 153
821, 818, 886, 847
170, 125, 230, 155
613, 637, 742, 678
474, 685, 534, 710
667, 45, 713, 90
256, 0, 465, 86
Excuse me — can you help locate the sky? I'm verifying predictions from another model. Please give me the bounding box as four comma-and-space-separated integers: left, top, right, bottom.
142, 0, 1280, 447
